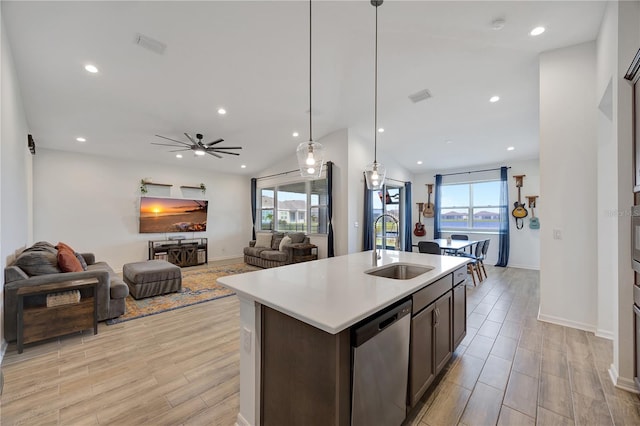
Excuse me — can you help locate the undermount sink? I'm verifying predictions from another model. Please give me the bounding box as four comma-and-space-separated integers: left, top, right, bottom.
365, 263, 434, 280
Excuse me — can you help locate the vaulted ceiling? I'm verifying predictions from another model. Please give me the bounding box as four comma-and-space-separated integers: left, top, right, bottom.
2, 1, 606, 175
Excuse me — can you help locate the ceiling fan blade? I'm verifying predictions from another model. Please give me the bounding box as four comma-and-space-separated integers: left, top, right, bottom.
155, 135, 191, 146
210, 150, 240, 156
209, 146, 242, 150
184, 133, 196, 144
206, 138, 224, 146
205, 151, 223, 159
168, 148, 192, 152
151, 142, 186, 147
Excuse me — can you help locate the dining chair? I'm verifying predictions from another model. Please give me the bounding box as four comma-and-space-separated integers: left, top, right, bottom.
478, 239, 490, 279
418, 241, 441, 255
461, 240, 485, 285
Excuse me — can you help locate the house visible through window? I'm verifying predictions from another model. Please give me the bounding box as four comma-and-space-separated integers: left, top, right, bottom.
258, 178, 328, 234
440, 180, 500, 230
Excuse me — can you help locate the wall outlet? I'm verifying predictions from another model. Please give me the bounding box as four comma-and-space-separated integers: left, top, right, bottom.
242, 327, 252, 352
553, 229, 562, 240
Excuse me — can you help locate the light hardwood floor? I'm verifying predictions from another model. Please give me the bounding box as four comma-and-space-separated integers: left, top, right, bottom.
1, 265, 639, 425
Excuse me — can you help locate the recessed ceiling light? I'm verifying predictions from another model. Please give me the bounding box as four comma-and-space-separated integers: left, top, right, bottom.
84, 64, 98, 73
530, 26, 545, 36
217, 108, 227, 115
76, 137, 86, 142
490, 96, 500, 103
445, 140, 453, 144
491, 18, 506, 31
176, 154, 183, 158
507, 146, 515, 151
417, 161, 423, 165
292, 132, 299, 137
194, 150, 206, 156
378, 128, 385, 133
241, 164, 247, 169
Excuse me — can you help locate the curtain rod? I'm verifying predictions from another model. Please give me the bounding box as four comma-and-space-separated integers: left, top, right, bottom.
385, 177, 409, 184
256, 162, 329, 181
435, 166, 510, 178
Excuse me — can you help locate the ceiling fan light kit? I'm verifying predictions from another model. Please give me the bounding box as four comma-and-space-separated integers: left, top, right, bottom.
365, 0, 386, 191
297, 0, 325, 179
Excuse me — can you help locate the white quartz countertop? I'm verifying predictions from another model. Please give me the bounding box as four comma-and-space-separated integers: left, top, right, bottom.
218, 250, 469, 334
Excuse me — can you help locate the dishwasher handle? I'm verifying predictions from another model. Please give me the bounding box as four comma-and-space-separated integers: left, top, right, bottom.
352, 299, 412, 347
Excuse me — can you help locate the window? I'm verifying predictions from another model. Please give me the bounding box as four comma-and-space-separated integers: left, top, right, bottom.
257, 178, 328, 234
440, 180, 500, 230
372, 185, 403, 249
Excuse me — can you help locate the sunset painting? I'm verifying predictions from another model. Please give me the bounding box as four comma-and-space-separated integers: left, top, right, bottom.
139, 197, 208, 233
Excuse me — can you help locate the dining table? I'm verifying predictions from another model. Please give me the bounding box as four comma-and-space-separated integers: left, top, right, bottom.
431, 238, 478, 255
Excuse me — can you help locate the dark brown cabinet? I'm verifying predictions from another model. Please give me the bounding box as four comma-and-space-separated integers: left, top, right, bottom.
434, 291, 453, 374
148, 238, 208, 267
409, 303, 435, 407
452, 282, 467, 348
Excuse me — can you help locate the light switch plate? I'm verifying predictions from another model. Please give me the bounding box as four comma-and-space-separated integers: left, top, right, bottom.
553, 229, 562, 240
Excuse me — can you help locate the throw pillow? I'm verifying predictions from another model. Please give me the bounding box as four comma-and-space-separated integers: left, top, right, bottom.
57, 247, 84, 272
279, 236, 292, 251
271, 232, 285, 250
255, 233, 273, 248
56, 242, 76, 253
75, 252, 88, 271
288, 232, 306, 244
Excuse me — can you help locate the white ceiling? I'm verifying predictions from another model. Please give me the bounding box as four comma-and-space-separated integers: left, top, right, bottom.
2, 1, 606, 175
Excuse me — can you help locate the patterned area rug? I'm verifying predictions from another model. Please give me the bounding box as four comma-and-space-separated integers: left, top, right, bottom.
106, 263, 260, 324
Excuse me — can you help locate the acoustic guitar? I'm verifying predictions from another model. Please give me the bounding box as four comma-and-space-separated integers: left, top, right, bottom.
512, 175, 528, 229
527, 195, 540, 229
423, 184, 435, 218
414, 202, 426, 236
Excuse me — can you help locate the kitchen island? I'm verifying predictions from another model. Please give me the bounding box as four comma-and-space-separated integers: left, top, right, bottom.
218, 250, 469, 426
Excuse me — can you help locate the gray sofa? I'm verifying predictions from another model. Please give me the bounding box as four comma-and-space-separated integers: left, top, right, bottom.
244, 232, 310, 268
3, 241, 129, 342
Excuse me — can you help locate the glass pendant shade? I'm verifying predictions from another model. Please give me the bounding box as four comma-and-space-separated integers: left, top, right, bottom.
297, 141, 325, 178
364, 161, 386, 190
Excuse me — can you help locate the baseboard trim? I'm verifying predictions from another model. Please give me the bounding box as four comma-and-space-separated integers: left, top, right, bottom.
595, 329, 614, 340
609, 363, 640, 394
236, 413, 251, 426
503, 263, 540, 271
537, 313, 596, 334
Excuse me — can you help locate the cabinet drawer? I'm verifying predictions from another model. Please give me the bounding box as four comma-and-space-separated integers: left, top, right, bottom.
413, 274, 452, 314
453, 266, 467, 285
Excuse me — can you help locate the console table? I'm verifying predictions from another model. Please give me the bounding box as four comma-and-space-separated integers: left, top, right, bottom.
148, 238, 208, 267
17, 278, 98, 353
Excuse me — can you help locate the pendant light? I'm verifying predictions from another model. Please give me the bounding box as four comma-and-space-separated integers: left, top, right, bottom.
364, 0, 386, 191
297, 0, 325, 178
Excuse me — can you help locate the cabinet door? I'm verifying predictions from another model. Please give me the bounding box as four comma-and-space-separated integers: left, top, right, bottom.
434, 291, 452, 375
452, 283, 467, 349
409, 304, 435, 407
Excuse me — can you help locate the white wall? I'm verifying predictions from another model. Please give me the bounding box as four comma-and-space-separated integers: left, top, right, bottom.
412, 159, 540, 270
539, 42, 598, 332
33, 149, 250, 271
1, 13, 33, 353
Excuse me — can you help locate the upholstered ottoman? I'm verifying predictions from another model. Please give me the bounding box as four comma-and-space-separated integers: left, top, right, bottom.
123, 260, 182, 299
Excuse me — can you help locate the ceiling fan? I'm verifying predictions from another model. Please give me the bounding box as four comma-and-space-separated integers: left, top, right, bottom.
152, 133, 242, 158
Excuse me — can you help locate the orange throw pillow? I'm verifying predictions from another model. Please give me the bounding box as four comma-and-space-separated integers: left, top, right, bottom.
57, 247, 83, 272
56, 242, 75, 253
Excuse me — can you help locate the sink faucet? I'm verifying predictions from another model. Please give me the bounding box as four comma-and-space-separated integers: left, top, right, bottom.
372, 214, 400, 265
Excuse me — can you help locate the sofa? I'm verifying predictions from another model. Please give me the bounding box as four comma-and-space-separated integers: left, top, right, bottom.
244, 232, 310, 268
3, 241, 129, 342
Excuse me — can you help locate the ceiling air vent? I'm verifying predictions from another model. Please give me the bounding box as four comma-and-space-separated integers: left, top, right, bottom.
134, 33, 167, 55
408, 89, 432, 103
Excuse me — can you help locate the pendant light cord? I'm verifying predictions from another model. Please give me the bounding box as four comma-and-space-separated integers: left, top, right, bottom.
374, 2, 378, 163
309, 0, 313, 144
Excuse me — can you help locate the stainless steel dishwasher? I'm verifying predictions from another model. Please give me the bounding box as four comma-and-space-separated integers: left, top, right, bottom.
351, 299, 412, 426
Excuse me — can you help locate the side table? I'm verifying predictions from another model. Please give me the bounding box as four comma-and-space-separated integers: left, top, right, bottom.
17, 278, 98, 353
291, 243, 318, 263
